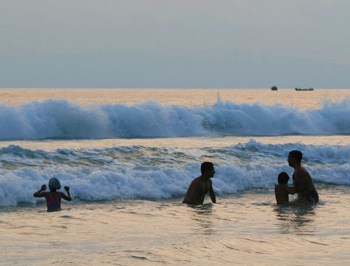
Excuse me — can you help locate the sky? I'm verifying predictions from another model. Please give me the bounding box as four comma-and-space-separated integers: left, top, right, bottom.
0, 0, 349, 88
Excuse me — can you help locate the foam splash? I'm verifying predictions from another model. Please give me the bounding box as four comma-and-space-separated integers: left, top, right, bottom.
0, 141, 350, 207
0, 99, 350, 140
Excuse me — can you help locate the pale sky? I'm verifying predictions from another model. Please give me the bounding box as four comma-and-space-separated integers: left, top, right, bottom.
1, 0, 349, 88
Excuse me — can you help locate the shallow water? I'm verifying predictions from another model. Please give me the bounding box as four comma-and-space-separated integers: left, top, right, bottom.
1, 187, 350, 266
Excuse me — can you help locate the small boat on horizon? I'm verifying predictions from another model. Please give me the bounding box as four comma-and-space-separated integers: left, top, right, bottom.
295, 88, 314, 91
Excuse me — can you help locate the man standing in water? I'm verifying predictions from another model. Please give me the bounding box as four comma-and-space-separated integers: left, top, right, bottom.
288, 150, 319, 204
183, 162, 217, 205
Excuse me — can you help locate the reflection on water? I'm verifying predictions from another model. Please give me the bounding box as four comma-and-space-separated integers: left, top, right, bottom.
274, 204, 316, 234
188, 203, 215, 235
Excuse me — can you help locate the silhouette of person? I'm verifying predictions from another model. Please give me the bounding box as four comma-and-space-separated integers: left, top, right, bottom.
183, 162, 216, 205
288, 150, 319, 204
33, 177, 72, 211
275, 171, 293, 205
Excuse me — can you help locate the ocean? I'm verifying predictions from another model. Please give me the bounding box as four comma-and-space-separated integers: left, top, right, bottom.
1, 88, 350, 265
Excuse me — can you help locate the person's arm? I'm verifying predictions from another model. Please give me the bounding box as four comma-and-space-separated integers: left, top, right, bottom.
286, 186, 294, 195
209, 180, 216, 203
33, 184, 47, 197
61, 186, 72, 201
274, 185, 279, 202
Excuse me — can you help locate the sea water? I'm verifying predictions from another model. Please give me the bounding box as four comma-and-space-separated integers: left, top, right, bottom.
0, 88, 350, 265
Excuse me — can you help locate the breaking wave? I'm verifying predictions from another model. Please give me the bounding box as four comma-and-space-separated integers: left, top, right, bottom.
0, 141, 349, 206
0, 98, 350, 140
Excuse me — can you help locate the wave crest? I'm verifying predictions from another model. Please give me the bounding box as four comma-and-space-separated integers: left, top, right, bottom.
0, 99, 350, 140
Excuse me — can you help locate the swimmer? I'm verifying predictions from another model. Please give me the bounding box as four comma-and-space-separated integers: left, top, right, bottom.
33, 177, 72, 212
275, 171, 293, 205
183, 162, 216, 205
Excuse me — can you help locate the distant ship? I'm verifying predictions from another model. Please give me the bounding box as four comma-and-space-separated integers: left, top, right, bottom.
295, 88, 314, 91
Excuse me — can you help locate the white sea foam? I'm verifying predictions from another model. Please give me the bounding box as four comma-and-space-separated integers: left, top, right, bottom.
0, 99, 350, 140
0, 141, 349, 206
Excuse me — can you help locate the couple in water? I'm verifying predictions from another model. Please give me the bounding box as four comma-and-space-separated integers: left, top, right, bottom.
183, 150, 319, 206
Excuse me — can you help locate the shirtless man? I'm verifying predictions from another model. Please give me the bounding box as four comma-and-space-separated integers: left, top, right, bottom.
288, 150, 319, 204
183, 162, 216, 205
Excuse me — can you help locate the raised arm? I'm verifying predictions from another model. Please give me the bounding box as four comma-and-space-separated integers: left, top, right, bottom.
33, 184, 47, 197
61, 186, 72, 201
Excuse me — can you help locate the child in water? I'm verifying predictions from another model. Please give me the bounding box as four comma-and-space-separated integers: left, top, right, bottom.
33, 178, 72, 212
275, 172, 293, 205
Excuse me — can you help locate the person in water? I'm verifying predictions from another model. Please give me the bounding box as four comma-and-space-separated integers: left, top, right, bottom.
288, 150, 319, 204
275, 172, 293, 205
33, 178, 72, 212
183, 162, 216, 205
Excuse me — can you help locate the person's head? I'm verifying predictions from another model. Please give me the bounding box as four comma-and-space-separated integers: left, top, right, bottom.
201, 162, 215, 178
278, 172, 290, 185
288, 150, 303, 167
49, 177, 61, 191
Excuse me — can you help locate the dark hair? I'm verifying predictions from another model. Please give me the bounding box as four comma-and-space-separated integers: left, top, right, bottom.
289, 150, 303, 163
278, 172, 290, 184
201, 162, 214, 174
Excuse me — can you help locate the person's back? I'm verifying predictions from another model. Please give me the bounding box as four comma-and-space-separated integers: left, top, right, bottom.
293, 167, 316, 192
45, 191, 62, 212
183, 177, 210, 205
275, 172, 292, 205
293, 167, 318, 203
275, 184, 290, 205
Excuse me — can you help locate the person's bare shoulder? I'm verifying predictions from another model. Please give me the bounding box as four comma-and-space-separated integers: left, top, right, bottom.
298, 167, 312, 179
192, 176, 202, 185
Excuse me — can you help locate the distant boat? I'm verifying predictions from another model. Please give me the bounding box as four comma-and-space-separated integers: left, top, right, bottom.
271, 86, 278, 91
295, 88, 314, 91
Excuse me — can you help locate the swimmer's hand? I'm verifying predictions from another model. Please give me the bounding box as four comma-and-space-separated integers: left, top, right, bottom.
64, 186, 70, 192
41, 184, 47, 191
